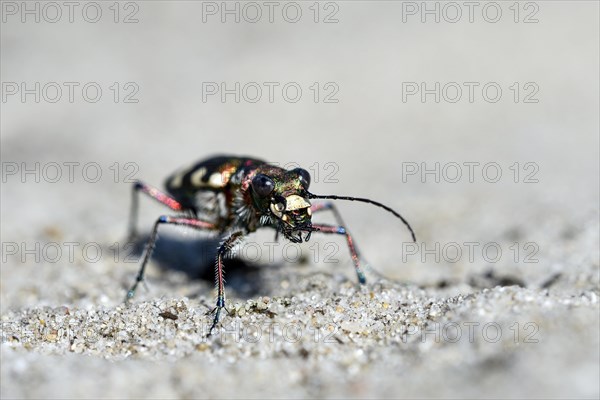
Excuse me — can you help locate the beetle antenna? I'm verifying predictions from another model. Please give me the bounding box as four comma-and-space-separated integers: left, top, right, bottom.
307, 192, 417, 242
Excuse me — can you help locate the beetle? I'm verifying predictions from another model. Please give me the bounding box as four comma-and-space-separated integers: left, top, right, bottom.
125, 155, 416, 334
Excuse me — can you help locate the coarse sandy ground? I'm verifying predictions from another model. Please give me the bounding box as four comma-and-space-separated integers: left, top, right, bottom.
1, 2, 599, 399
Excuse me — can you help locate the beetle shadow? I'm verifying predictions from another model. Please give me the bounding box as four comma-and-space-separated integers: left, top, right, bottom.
127, 233, 272, 300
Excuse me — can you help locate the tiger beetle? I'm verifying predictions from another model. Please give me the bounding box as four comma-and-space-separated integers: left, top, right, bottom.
125, 155, 416, 335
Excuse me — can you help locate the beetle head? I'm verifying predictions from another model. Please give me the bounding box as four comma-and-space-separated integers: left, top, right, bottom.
249, 166, 313, 243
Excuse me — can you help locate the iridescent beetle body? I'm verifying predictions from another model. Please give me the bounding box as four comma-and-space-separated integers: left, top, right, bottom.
126, 155, 416, 334
164, 156, 266, 228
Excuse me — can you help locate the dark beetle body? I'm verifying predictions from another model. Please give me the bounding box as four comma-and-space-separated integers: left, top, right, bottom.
162, 155, 313, 239
126, 154, 416, 335
164, 156, 266, 229
165, 156, 264, 208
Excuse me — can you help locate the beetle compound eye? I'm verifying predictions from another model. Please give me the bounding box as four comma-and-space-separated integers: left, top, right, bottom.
251, 174, 275, 197
292, 168, 311, 189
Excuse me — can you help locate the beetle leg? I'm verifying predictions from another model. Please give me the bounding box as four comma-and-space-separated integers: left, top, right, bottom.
209, 231, 245, 335
311, 203, 368, 277
310, 202, 348, 227
311, 223, 366, 285
128, 180, 183, 241
125, 216, 215, 301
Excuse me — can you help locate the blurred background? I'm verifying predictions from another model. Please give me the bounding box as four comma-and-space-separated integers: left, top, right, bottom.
1, 1, 598, 398
2, 1, 598, 286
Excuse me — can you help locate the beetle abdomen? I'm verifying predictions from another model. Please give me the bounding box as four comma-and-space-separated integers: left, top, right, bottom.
164, 155, 265, 206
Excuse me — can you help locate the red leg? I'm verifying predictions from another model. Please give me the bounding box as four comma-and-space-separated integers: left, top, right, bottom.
210, 231, 244, 335
311, 223, 366, 284
128, 180, 183, 240
310, 202, 347, 227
